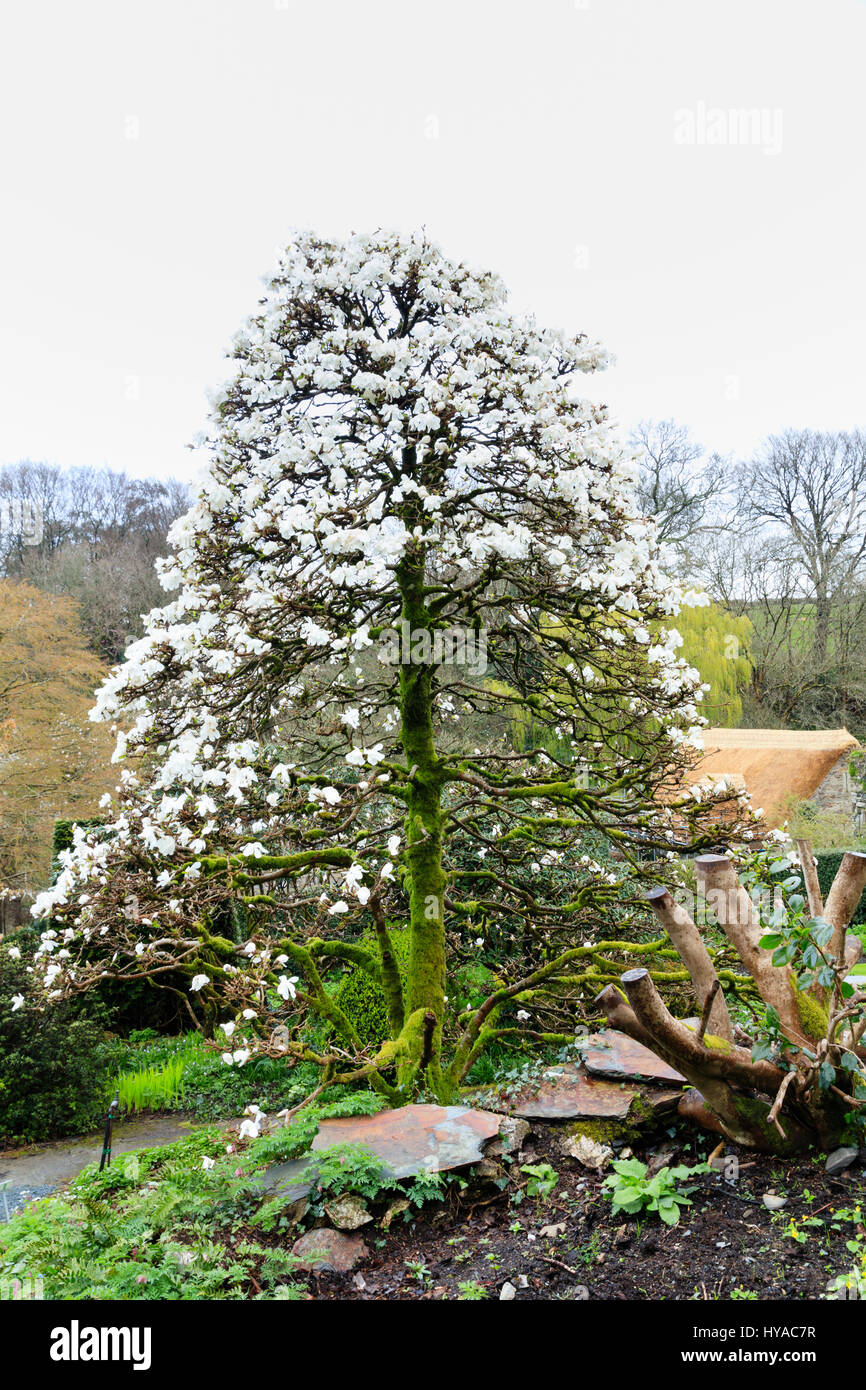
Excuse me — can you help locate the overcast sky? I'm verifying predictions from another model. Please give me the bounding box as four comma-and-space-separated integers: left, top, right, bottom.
2, 0, 864, 483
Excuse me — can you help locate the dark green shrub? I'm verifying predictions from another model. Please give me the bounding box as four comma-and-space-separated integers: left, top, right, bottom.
814, 850, 866, 928
333, 929, 410, 1049
0, 938, 123, 1145
51, 817, 106, 883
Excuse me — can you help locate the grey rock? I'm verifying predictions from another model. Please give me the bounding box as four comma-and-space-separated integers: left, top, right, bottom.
486, 1117, 531, 1158
825, 1146, 859, 1176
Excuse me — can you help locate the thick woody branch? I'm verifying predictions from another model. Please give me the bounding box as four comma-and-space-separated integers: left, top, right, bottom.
824, 851, 866, 966
618, 968, 785, 1092
645, 886, 732, 1041
619, 967, 811, 1148
593, 983, 653, 1047
695, 854, 807, 1045
795, 839, 824, 920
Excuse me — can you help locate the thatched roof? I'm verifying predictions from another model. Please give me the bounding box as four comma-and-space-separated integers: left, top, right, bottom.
690, 728, 860, 829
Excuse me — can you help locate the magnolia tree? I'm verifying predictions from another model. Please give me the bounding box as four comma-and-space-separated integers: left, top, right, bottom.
27, 231, 748, 1105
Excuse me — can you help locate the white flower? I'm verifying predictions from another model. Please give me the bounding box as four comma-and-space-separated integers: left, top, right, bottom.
516, 1009, 530, 1022
201, 1156, 215, 1170
232, 1048, 250, 1066
221, 1052, 234, 1066
328, 900, 349, 915
387, 834, 401, 857
10, 993, 25, 1011
276, 974, 298, 1001
219, 1020, 236, 1038
241, 1008, 257, 1020
190, 974, 210, 992
7, 946, 20, 960
239, 1118, 259, 1139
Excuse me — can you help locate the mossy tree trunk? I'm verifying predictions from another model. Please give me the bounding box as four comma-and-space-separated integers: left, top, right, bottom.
389, 546, 449, 1097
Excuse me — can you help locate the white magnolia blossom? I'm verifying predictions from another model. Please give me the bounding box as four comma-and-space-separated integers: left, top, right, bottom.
22, 229, 735, 1072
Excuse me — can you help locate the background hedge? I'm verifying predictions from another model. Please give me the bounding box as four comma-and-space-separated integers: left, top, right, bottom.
814, 850, 866, 927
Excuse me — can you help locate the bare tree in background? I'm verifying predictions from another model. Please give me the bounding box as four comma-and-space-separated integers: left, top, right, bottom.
630, 419, 728, 564
741, 430, 866, 670
0, 462, 189, 662
700, 526, 836, 726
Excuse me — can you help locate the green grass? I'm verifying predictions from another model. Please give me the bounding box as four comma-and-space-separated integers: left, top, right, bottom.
109, 1032, 319, 1123
115, 1055, 189, 1112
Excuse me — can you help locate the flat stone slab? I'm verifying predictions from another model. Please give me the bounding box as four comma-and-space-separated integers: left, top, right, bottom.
291, 1228, 368, 1273
310, 1103, 501, 1178
473, 1064, 640, 1121
578, 1031, 685, 1086
256, 1103, 502, 1196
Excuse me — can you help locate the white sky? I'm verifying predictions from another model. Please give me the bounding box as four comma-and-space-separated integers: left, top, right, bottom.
1, 0, 864, 482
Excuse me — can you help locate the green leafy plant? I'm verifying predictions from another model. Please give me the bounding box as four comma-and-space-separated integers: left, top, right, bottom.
520, 1162, 559, 1200
602, 1157, 709, 1226
456, 1279, 488, 1300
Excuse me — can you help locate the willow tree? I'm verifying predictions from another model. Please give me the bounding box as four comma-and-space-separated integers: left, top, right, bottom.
675, 602, 752, 727
28, 231, 747, 1102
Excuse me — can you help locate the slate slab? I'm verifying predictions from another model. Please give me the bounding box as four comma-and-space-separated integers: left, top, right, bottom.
256, 1103, 502, 1196
310, 1103, 501, 1178
578, 1030, 685, 1086
473, 1064, 640, 1120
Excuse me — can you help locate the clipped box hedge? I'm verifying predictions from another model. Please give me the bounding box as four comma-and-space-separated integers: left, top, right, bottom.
814, 849, 866, 927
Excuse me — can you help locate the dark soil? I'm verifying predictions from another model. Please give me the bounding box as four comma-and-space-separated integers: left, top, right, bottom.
304, 1122, 866, 1301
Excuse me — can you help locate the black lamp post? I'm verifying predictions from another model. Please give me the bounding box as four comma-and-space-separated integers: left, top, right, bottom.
98, 1091, 122, 1172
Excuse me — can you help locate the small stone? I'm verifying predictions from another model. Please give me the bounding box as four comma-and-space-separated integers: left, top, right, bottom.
381, 1198, 410, 1231
500, 1281, 517, 1301
291, 1228, 369, 1273
472, 1157, 505, 1181
762, 1193, 788, 1211
516, 1274, 530, 1289
825, 1146, 859, 1176
323, 1193, 373, 1230
560, 1134, 613, 1170
486, 1116, 531, 1158
646, 1146, 677, 1176
540, 1221, 566, 1238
